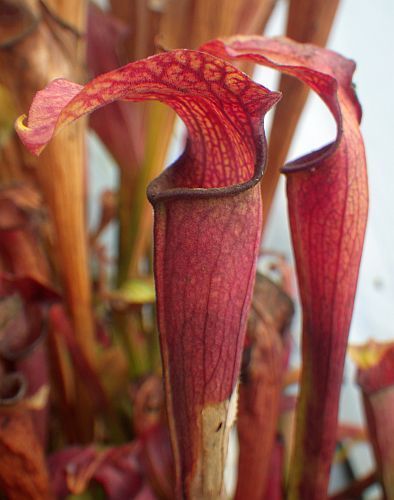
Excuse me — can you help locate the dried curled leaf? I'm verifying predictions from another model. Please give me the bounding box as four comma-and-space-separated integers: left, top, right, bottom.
0, 373, 51, 499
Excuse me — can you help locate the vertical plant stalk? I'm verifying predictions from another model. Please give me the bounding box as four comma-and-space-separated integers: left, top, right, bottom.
351, 342, 394, 497
0, 0, 94, 440
0, 0, 94, 357
279, 395, 297, 480
202, 36, 368, 499
47, 316, 79, 442
262, 0, 340, 223
122, 102, 175, 281
87, 3, 148, 283
16, 49, 280, 499
38, 121, 94, 361
102, 2, 175, 283
235, 273, 293, 500
264, 439, 285, 500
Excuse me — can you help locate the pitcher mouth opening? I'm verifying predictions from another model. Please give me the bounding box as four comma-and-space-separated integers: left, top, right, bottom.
147, 132, 267, 205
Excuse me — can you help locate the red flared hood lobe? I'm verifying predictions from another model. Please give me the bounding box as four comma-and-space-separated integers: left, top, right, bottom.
201, 36, 361, 126
16, 50, 280, 190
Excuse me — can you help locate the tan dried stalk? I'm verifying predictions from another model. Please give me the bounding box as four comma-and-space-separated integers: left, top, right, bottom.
160, 0, 276, 49
0, 0, 94, 361
0, 0, 95, 440
106, 1, 172, 282
0, 138, 26, 184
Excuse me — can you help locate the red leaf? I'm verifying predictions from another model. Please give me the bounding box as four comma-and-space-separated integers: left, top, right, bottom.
353, 343, 394, 497
264, 438, 285, 500
49, 443, 150, 499
15, 49, 280, 497
201, 36, 368, 499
